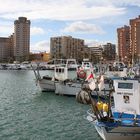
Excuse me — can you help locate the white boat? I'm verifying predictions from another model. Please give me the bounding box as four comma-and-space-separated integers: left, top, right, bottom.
54, 64, 83, 95
32, 62, 71, 92
45, 59, 78, 70
55, 66, 111, 96
55, 62, 99, 96
105, 67, 127, 78
84, 78, 140, 140
66, 59, 79, 70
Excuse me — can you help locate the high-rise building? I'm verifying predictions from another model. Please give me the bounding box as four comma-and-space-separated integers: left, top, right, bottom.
130, 16, 140, 63
117, 25, 130, 63
50, 36, 85, 61
14, 17, 31, 62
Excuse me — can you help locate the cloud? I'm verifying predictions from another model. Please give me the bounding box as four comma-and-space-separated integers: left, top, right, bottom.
85, 39, 113, 47
0, 21, 13, 36
31, 27, 45, 36
63, 21, 105, 34
109, 0, 140, 7
0, 0, 126, 21
31, 40, 50, 53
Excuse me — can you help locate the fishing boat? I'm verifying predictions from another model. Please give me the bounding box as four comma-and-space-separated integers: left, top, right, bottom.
55, 65, 85, 96
45, 59, 78, 70
32, 59, 77, 92
76, 77, 140, 140
55, 64, 111, 96
32, 62, 75, 92
55, 59, 106, 96
105, 66, 127, 78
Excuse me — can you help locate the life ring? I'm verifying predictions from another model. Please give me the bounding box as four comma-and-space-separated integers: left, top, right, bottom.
77, 69, 86, 79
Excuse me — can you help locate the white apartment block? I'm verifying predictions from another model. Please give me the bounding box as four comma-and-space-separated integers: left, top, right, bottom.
50, 36, 85, 61
89, 46, 103, 57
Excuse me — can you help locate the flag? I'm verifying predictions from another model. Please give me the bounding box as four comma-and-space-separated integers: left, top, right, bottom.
85, 72, 94, 82
89, 79, 96, 90
98, 75, 105, 91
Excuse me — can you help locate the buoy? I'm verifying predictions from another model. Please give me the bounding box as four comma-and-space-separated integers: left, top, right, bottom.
77, 69, 86, 79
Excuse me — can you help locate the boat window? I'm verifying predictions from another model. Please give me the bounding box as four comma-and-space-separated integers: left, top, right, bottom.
56, 68, 59, 72
59, 68, 61, 73
118, 83, 133, 89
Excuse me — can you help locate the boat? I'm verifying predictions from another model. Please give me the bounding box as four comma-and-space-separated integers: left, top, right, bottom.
55, 59, 104, 96
31, 62, 56, 92
55, 67, 111, 97
45, 59, 78, 71
66, 59, 79, 70
105, 65, 127, 78
55, 64, 84, 95
76, 77, 140, 140
32, 59, 120, 95
32, 62, 72, 92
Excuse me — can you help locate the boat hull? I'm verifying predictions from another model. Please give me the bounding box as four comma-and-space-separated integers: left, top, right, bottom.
93, 120, 140, 140
38, 79, 55, 92
55, 82, 81, 96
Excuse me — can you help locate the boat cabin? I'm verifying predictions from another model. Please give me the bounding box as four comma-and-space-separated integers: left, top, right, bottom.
113, 79, 140, 125
54, 66, 68, 81
113, 79, 140, 114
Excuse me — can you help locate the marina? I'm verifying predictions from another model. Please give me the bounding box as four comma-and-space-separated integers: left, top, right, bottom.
0, 1, 140, 140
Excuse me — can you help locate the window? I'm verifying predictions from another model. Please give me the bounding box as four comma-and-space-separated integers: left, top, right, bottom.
118, 83, 133, 89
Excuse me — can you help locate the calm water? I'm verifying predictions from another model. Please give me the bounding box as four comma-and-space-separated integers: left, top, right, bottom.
0, 70, 101, 140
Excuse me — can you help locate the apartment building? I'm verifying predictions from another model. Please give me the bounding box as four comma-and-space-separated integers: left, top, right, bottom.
14, 17, 31, 62
117, 16, 140, 63
9, 34, 14, 61
130, 15, 140, 62
86, 46, 102, 63
89, 46, 103, 57
50, 36, 85, 61
0, 37, 11, 62
117, 25, 130, 63
103, 43, 116, 61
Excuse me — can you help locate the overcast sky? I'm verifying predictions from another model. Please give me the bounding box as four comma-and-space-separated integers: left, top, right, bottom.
0, 0, 140, 52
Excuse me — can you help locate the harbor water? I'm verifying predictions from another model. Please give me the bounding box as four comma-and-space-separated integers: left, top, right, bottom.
0, 70, 101, 140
